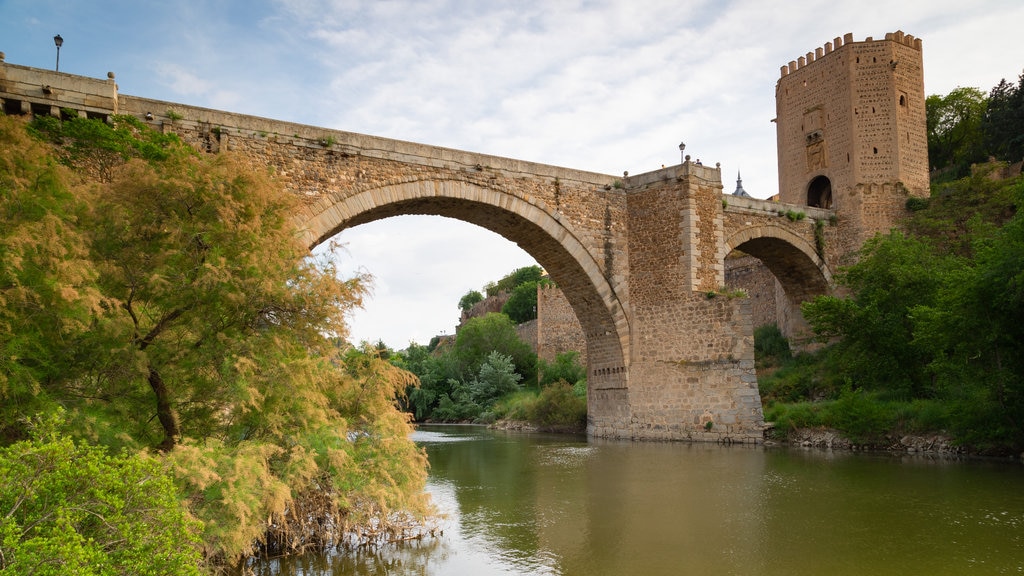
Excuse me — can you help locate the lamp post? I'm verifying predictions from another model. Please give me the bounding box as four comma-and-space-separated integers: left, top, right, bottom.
679, 142, 686, 163
53, 34, 63, 71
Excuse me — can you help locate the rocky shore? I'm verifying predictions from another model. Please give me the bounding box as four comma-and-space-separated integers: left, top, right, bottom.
768, 427, 966, 456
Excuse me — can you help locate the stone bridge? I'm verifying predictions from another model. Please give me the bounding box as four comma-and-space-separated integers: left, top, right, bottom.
1, 59, 851, 443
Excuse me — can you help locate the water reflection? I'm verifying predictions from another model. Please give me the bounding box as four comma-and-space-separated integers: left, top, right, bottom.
259, 425, 1024, 576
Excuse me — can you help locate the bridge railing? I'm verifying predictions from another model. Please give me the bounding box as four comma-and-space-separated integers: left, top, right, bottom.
724, 194, 834, 221
0, 60, 119, 117
0, 60, 616, 189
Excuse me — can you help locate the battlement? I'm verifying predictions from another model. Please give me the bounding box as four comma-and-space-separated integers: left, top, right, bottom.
779, 30, 922, 78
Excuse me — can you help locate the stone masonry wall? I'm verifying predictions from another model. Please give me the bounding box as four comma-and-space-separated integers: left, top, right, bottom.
725, 255, 779, 330
776, 31, 929, 258
536, 284, 587, 365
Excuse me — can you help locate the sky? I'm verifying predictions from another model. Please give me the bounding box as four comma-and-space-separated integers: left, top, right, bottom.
2, 0, 1022, 349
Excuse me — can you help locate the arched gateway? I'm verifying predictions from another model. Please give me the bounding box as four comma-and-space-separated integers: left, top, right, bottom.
2, 27, 929, 442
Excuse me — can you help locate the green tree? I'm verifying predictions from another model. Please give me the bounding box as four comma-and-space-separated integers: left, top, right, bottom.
486, 265, 544, 297
502, 280, 539, 323
538, 351, 587, 388
469, 351, 523, 407
454, 313, 536, 383
913, 182, 1024, 447
981, 72, 1024, 163
802, 231, 960, 398
458, 289, 484, 313
0, 117, 103, 442
926, 86, 987, 176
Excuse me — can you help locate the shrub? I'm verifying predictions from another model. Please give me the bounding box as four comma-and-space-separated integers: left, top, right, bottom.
754, 324, 791, 363
538, 351, 587, 388
0, 418, 204, 575
822, 388, 894, 443
530, 381, 587, 430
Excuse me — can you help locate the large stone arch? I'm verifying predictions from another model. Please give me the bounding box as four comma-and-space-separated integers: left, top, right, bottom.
297, 178, 630, 373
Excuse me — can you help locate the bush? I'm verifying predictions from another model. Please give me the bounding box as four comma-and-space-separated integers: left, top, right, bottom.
822, 388, 894, 443
0, 419, 204, 575
469, 351, 523, 407
538, 351, 587, 388
763, 401, 826, 433
492, 390, 538, 422
502, 281, 539, 324
753, 324, 791, 363
530, 382, 588, 430
758, 349, 843, 404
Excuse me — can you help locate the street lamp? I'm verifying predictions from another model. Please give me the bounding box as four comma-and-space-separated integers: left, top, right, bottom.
53, 34, 63, 72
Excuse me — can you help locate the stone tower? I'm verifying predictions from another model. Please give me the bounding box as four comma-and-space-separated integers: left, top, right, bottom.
775, 31, 929, 254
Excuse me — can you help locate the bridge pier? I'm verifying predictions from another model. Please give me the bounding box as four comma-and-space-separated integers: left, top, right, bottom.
587, 162, 767, 442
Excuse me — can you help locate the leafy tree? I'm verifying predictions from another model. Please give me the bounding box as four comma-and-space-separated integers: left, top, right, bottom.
502, 280, 539, 323
926, 86, 987, 176
802, 231, 960, 398
0, 415, 204, 575
0, 117, 102, 442
530, 381, 587, 429
2, 115, 432, 565
981, 72, 1024, 163
486, 265, 544, 297
912, 181, 1024, 447
469, 351, 523, 407
403, 344, 464, 421
458, 289, 484, 313
454, 313, 536, 383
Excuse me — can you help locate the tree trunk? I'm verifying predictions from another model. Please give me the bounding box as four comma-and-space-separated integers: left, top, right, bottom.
148, 365, 180, 452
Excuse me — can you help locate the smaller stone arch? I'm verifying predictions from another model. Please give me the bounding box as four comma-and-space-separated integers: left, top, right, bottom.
725, 224, 832, 345
726, 224, 831, 302
807, 175, 833, 208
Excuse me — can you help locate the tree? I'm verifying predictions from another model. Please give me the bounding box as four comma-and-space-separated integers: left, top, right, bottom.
469, 351, 523, 407
802, 231, 960, 398
486, 265, 544, 297
926, 86, 987, 175
0, 117, 103, 442
458, 289, 484, 313
502, 280, 539, 324
3, 115, 432, 565
912, 182, 1024, 447
454, 313, 536, 383
538, 351, 587, 388
981, 72, 1024, 163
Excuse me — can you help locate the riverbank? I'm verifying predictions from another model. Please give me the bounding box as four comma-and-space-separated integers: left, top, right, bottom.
768, 426, 967, 456
488, 418, 585, 435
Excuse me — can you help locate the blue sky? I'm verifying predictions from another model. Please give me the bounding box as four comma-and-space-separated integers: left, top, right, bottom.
3, 0, 1023, 348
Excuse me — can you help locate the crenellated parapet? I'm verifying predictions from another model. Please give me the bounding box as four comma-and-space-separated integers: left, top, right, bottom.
779, 30, 922, 78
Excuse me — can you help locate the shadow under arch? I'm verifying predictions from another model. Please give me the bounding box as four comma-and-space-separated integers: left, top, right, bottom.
725, 224, 832, 313
299, 178, 630, 371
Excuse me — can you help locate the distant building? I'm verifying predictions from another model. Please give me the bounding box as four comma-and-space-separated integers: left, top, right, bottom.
731, 171, 751, 198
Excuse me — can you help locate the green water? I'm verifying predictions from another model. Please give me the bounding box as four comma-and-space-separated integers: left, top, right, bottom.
258, 425, 1024, 575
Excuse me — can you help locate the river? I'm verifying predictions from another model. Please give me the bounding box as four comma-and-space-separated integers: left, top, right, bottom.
256, 424, 1023, 575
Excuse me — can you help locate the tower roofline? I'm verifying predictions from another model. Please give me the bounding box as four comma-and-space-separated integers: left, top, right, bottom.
778, 30, 922, 79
